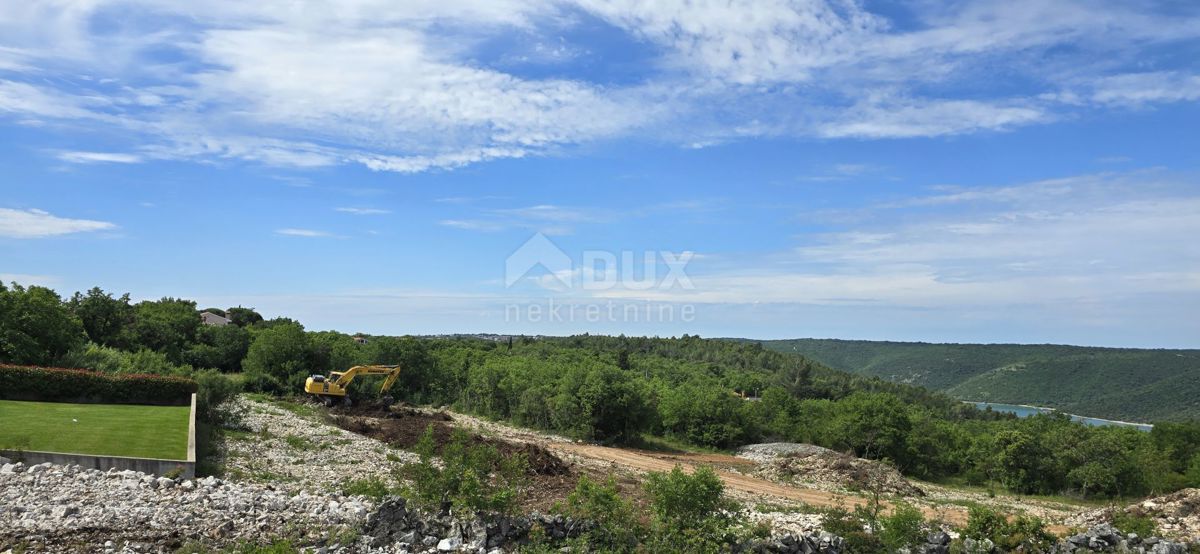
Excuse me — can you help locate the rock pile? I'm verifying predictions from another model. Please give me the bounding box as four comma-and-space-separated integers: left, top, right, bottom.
0, 461, 370, 553
739, 442, 924, 497
361, 498, 591, 553
1069, 488, 1200, 542
1058, 524, 1191, 553
219, 397, 417, 490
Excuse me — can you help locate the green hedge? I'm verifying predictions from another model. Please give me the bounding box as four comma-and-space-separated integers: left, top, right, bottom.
0, 364, 197, 406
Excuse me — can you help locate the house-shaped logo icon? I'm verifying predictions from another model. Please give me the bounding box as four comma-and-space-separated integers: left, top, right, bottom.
505, 233, 573, 288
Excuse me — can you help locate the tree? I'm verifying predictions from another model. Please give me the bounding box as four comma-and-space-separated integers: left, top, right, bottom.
659, 383, 751, 448
131, 298, 199, 363
68, 287, 134, 348
992, 430, 1051, 494
830, 392, 912, 463
0, 283, 86, 365
225, 306, 264, 327
185, 324, 251, 372
242, 322, 311, 389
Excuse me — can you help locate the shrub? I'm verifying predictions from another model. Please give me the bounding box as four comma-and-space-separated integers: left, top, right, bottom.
1111, 509, 1158, 538
642, 465, 738, 553
561, 475, 644, 550
821, 506, 885, 554
195, 369, 242, 426
962, 505, 1054, 552
879, 502, 927, 552
398, 425, 527, 515
0, 364, 196, 405
342, 476, 394, 501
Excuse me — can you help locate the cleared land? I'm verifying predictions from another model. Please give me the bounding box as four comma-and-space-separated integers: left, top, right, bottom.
0, 399, 190, 460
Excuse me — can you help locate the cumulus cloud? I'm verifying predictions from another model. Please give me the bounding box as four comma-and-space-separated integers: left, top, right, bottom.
0, 208, 116, 238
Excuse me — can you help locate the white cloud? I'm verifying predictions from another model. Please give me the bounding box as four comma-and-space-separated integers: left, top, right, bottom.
56, 151, 142, 164
0, 1, 1195, 171
819, 97, 1048, 139
0, 208, 116, 238
583, 171, 1200, 313
275, 228, 335, 237
1089, 72, 1200, 106
335, 207, 391, 215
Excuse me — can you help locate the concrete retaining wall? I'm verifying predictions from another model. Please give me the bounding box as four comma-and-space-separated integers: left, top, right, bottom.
1, 393, 197, 478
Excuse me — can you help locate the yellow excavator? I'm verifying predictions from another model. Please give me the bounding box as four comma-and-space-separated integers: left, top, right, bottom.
304, 364, 402, 407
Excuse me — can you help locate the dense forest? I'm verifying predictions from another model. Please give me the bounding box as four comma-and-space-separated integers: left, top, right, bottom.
5, 282, 1200, 501
760, 339, 1200, 422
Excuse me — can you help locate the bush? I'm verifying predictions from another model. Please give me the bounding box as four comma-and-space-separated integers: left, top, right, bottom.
0, 364, 196, 405
821, 506, 885, 554
1111, 509, 1158, 538
195, 369, 242, 426
962, 505, 1054, 552
398, 426, 527, 515
879, 502, 927, 552
561, 475, 644, 550
342, 476, 394, 501
642, 465, 738, 552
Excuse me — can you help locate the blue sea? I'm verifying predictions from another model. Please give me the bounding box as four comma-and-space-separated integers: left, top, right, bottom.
970, 402, 1153, 431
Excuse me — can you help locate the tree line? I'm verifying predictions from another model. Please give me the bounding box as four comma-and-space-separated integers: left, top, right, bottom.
4, 282, 1200, 499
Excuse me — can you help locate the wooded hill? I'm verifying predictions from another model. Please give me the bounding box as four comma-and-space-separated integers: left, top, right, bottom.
758, 339, 1200, 423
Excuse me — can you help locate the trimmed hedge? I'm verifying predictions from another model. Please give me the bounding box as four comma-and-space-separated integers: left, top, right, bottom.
0, 364, 197, 406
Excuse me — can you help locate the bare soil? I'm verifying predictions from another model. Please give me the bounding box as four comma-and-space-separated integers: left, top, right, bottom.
329, 404, 580, 511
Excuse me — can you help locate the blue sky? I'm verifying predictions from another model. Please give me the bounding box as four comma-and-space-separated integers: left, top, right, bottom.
1, 0, 1198, 347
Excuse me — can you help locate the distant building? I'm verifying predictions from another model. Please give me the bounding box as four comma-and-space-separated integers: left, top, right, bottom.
353, 336, 369, 344
200, 311, 232, 326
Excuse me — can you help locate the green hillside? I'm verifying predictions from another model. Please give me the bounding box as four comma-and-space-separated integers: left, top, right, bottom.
759, 339, 1200, 422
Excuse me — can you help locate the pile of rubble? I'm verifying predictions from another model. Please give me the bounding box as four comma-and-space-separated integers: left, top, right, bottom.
0, 461, 369, 553
219, 397, 417, 490
738, 443, 924, 497
1068, 488, 1200, 543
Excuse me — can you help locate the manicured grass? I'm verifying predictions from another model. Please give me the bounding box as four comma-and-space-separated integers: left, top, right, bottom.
0, 399, 191, 460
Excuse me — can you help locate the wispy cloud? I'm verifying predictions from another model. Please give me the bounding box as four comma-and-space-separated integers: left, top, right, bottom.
0, 273, 61, 287
275, 228, 336, 238
0, 208, 116, 238
800, 163, 882, 182
56, 151, 142, 164
335, 207, 390, 215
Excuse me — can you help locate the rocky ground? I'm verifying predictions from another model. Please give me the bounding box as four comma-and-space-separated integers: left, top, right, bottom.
0, 461, 369, 553
1068, 488, 1200, 541
218, 397, 417, 490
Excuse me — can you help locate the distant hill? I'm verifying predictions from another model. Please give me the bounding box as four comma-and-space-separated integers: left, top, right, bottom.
758, 339, 1200, 423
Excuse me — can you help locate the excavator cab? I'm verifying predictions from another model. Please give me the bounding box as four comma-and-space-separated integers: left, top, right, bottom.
304, 364, 402, 407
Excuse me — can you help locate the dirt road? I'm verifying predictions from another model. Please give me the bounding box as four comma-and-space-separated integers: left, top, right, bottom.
549, 442, 1082, 535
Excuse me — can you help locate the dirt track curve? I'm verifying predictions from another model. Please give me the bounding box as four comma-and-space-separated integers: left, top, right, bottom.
549, 442, 1070, 534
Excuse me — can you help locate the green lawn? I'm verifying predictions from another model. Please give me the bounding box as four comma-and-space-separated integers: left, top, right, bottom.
0, 399, 191, 460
